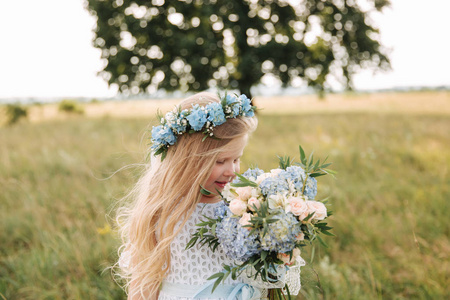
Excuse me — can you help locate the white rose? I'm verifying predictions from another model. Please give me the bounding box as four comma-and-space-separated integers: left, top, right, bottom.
229, 199, 247, 216
251, 188, 262, 198
268, 194, 287, 210
239, 212, 252, 229
235, 186, 253, 201
306, 200, 327, 221
221, 185, 234, 201
256, 172, 272, 184
247, 197, 261, 211
270, 168, 283, 176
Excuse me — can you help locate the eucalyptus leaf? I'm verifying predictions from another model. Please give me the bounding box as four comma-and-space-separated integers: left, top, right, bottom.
299, 145, 306, 164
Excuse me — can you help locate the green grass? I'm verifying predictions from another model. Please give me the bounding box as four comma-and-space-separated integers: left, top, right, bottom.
1, 111, 449, 299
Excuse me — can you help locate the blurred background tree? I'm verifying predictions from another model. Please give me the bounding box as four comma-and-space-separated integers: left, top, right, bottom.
84, 0, 390, 98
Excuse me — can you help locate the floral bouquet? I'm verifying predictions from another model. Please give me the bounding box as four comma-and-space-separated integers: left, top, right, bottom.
187, 146, 335, 299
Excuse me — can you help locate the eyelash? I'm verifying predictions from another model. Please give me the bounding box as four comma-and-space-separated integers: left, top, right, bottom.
216, 158, 240, 164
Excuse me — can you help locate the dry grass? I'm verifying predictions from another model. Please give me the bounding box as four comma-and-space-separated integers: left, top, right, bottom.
1, 90, 449, 299
6, 91, 449, 125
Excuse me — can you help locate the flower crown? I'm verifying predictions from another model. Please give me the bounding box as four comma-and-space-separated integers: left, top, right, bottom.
150, 93, 256, 160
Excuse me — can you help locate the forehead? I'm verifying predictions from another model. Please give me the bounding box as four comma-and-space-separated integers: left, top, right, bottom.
217, 136, 247, 158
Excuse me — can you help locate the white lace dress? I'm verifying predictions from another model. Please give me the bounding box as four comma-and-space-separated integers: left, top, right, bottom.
159, 201, 243, 300
120, 201, 302, 299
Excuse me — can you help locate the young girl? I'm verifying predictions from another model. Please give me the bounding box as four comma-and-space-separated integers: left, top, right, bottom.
117, 92, 259, 299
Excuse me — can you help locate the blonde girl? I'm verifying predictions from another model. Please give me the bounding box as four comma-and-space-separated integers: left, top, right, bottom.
117, 92, 258, 299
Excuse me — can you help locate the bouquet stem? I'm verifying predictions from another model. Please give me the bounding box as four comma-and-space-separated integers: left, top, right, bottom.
268, 288, 288, 300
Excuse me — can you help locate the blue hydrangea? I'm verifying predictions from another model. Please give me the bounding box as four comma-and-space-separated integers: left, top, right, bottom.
303, 177, 317, 199
233, 167, 264, 183
225, 95, 241, 117
259, 176, 290, 197
259, 211, 301, 253
216, 212, 261, 261
169, 111, 188, 134
282, 166, 307, 182
186, 105, 207, 131
214, 202, 228, 219
150, 125, 176, 149
206, 102, 226, 126
239, 94, 254, 117
282, 166, 317, 199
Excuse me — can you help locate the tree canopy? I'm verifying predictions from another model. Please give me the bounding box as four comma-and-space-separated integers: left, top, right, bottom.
84, 0, 390, 98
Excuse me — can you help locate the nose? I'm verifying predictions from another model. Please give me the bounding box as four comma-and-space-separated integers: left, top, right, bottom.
223, 161, 236, 177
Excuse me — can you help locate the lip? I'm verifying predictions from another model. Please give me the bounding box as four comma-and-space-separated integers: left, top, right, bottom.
215, 181, 229, 188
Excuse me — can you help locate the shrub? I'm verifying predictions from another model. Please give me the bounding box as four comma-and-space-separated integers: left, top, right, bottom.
58, 99, 84, 114
5, 103, 28, 125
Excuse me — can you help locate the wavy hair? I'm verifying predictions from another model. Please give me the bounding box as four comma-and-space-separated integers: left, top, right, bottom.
115, 92, 258, 298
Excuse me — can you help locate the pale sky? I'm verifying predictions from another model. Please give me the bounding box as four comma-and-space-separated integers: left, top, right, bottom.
0, 0, 449, 99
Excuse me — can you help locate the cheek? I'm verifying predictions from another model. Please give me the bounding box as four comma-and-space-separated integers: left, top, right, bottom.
208, 165, 222, 182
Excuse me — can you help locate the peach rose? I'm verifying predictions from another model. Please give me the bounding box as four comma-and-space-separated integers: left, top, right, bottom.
229, 199, 247, 216
287, 197, 309, 219
235, 186, 253, 201
277, 248, 301, 266
239, 212, 252, 229
277, 252, 291, 265
296, 232, 305, 241
306, 200, 327, 221
247, 197, 261, 211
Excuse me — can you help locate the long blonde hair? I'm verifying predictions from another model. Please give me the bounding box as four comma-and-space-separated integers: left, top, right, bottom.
116, 92, 258, 298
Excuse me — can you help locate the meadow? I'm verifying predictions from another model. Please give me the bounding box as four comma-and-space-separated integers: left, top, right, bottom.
1, 91, 449, 299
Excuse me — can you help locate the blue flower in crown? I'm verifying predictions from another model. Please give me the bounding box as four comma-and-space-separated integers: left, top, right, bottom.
224, 95, 241, 118
206, 102, 226, 126
168, 110, 189, 134
150, 93, 256, 160
186, 104, 207, 131
239, 94, 255, 117
151, 125, 176, 150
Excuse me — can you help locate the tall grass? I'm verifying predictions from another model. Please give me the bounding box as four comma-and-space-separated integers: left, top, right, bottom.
1, 108, 449, 299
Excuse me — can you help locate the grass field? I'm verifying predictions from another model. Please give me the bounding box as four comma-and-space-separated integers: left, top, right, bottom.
1, 91, 449, 299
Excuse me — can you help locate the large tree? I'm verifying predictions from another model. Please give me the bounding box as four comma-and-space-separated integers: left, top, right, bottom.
84, 0, 390, 98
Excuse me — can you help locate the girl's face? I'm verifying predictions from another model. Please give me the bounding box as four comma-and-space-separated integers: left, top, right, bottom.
200, 136, 248, 203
